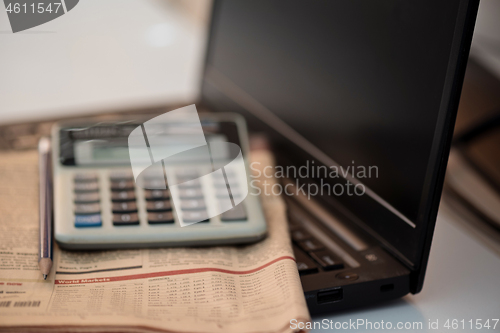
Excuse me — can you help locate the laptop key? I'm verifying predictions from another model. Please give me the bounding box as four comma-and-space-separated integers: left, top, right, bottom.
293, 245, 318, 275
291, 228, 312, 241
298, 239, 325, 252
309, 250, 344, 271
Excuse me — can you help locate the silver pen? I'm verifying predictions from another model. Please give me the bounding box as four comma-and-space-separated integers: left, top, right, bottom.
38, 137, 53, 280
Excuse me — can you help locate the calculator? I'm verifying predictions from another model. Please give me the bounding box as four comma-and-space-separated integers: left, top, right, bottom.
51, 112, 267, 250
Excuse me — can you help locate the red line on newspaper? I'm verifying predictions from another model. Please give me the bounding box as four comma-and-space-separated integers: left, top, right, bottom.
55, 256, 295, 285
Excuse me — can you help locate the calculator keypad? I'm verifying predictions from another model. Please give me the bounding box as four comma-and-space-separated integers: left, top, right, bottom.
110, 173, 138, 226
73, 173, 102, 228
72, 168, 250, 228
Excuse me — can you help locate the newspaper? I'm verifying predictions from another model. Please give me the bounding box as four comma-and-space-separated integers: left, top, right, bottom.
0, 149, 310, 333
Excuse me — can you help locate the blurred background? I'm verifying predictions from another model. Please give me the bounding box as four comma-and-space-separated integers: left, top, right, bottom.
0, 0, 499, 250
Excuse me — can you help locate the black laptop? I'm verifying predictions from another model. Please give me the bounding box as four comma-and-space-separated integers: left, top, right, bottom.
199, 0, 479, 314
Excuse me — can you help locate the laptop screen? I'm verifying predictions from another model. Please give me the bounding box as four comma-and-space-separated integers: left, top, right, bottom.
202, 0, 476, 274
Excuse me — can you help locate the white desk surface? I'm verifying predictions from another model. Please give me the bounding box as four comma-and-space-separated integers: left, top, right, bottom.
311, 202, 500, 332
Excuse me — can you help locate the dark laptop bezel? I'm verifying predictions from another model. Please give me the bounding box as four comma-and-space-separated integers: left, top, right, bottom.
200, 0, 479, 293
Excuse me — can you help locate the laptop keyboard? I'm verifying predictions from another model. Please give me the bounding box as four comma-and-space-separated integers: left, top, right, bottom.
289, 220, 345, 275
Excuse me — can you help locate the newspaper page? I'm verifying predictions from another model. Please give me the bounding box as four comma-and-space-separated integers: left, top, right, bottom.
0, 149, 311, 333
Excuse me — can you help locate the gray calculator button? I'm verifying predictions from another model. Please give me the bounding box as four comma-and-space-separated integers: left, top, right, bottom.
182, 210, 209, 223
179, 188, 203, 199
177, 179, 201, 189
74, 181, 99, 192
109, 171, 134, 181
74, 173, 98, 182
180, 199, 206, 210
110, 180, 135, 191
212, 170, 236, 179
113, 213, 139, 226
148, 212, 175, 224
143, 179, 168, 189
220, 204, 247, 221
176, 169, 199, 178
74, 192, 100, 203
111, 190, 136, 201
74, 203, 101, 214
146, 200, 172, 212
144, 190, 170, 200
215, 188, 242, 200
112, 201, 138, 213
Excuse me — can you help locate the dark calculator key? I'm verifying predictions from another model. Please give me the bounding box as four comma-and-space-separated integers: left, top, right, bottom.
298, 239, 325, 252
74, 173, 98, 182
220, 204, 247, 221
111, 190, 136, 202
148, 212, 175, 224
74, 181, 99, 192
309, 250, 344, 271
112, 201, 138, 213
182, 210, 209, 223
144, 189, 170, 200
74, 203, 101, 214
110, 180, 135, 191
143, 178, 168, 189
109, 171, 134, 181
291, 228, 312, 241
74, 192, 100, 203
75, 214, 102, 228
146, 200, 172, 212
113, 213, 139, 226
180, 199, 206, 211
179, 188, 204, 199
293, 245, 318, 275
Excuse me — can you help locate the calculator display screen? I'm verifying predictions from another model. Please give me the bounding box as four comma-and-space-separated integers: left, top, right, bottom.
59, 120, 241, 167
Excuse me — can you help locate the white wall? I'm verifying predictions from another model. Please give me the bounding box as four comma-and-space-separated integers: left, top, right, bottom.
0, 0, 212, 124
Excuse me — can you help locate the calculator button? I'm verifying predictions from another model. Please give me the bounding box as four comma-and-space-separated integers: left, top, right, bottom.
148, 212, 175, 224
179, 188, 204, 199
74, 203, 101, 214
74, 173, 98, 182
143, 179, 168, 189
112, 201, 138, 213
74, 181, 99, 192
220, 204, 247, 221
176, 169, 199, 178
180, 199, 206, 211
182, 210, 209, 223
111, 190, 136, 202
113, 213, 140, 226
144, 189, 170, 200
298, 239, 325, 252
75, 214, 102, 228
177, 179, 201, 189
74, 192, 100, 203
215, 188, 242, 199
110, 180, 135, 191
109, 171, 134, 181
146, 200, 172, 212
309, 250, 344, 271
